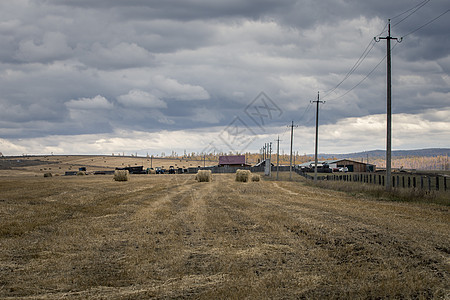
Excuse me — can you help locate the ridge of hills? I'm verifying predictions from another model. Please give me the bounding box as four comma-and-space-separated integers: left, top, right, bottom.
321, 148, 450, 160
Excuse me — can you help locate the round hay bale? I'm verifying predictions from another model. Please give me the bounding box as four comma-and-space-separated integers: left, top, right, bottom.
252, 174, 261, 182
236, 169, 252, 182
114, 170, 130, 181
196, 170, 212, 182
77, 171, 85, 176
43, 172, 52, 178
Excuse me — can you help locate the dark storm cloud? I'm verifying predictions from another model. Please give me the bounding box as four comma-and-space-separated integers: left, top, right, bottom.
43, 0, 296, 21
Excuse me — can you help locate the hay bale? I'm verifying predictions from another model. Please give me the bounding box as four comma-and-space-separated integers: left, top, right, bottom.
148, 169, 156, 174
114, 170, 130, 181
43, 172, 52, 178
77, 171, 85, 176
252, 174, 261, 182
236, 169, 252, 182
196, 170, 212, 182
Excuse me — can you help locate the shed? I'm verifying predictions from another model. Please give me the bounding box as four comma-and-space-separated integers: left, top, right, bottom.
299, 159, 376, 172
218, 155, 250, 167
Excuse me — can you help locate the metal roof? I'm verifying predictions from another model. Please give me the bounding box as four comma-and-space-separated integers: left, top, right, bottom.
219, 155, 246, 165
298, 159, 374, 167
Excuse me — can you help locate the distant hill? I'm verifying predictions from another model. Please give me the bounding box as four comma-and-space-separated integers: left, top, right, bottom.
321, 148, 450, 159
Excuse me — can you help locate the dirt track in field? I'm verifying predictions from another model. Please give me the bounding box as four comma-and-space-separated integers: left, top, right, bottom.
0, 173, 449, 299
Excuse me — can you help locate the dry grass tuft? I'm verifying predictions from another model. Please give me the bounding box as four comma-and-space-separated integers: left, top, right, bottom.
114, 170, 130, 181
196, 170, 212, 182
252, 174, 261, 182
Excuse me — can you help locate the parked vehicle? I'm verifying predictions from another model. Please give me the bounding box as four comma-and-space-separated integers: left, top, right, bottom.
169, 166, 176, 174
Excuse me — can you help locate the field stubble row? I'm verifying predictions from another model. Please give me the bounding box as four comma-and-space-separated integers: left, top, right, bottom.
0, 173, 448, 299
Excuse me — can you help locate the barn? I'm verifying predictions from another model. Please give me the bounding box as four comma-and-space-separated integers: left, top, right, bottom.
299, 159, 376, 172
218, 155, 251, 167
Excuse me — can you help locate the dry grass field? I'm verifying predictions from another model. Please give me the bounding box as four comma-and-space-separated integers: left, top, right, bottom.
1, 170, 449, 299
0, 155, 217, 177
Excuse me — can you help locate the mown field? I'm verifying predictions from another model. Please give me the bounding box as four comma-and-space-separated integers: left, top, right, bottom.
0, 172, 449, 299
0, 155, 217, 177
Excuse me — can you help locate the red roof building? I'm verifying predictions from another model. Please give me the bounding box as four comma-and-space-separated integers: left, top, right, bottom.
218, 155, 249, 167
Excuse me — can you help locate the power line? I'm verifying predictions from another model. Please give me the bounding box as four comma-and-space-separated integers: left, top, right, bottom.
322, 21, 389, 101
322, 39, 377, 99
321, 1, 435, 102
391, 0, 431, 27
323, 41, 400, 102
401, 9, 450, 38
390, 0, 429, 20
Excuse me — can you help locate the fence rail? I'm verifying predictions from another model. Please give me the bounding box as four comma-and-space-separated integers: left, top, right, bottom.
299, 171, 448, 192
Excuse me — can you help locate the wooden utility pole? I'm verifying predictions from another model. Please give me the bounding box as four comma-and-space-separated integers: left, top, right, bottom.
276, 136, 280, 180
288, 121, 298, 180
375, 20, 401, 191
269, 142, 272, 177
312, 92, 325, 182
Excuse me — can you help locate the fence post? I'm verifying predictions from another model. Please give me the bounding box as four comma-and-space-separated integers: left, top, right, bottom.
421, 176, 424, 190
402, 176, 405, 188
382, 175, 385, 187
444, 177, 447, 191
436, 176, 439, 191
393, 176, 395, 187
408, 177, 411, 188
428, 177, 431, 191
413, 177, 416, 189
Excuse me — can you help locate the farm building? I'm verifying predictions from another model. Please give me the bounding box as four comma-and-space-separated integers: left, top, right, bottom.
218, 155, 251, 167
299, 159, 376, 173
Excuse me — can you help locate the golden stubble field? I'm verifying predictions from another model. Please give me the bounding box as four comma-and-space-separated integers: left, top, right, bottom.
0, 155, 217, 177
0, 172, 449, 299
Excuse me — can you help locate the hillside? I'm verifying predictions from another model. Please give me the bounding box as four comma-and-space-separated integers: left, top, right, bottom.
323, 148, 450, 159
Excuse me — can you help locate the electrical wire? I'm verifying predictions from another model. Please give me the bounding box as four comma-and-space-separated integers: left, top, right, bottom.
391, 0, 431, 27
322, 40, 377, 99
322, 21, 389, 101
321, 1, 435, 102
325, 42, 400, 102
401, 9, 450, 38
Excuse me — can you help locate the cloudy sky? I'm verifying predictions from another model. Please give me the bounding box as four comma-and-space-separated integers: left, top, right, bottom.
0, 0, 449, 156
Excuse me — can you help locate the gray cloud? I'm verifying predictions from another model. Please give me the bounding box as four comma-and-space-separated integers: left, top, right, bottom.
0, 0, 448, 155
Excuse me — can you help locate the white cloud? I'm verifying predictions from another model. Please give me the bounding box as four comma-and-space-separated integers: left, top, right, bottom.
0, 138, 27, 155
117, 89, 167, 108
66, 95, 113, 110
313, 108, 450, 153
153, 75, 210, 101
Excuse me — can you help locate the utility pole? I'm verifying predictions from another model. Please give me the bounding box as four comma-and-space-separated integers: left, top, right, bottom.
276, 136, 281, 180
269, 142, 272, 177
375, 20, 401, 191
263, 144, 266, 161
311, 92, 325, 182
288, 121, 298, 180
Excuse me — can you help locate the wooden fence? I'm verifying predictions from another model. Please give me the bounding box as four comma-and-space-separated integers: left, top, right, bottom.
300, 171, 449, 192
